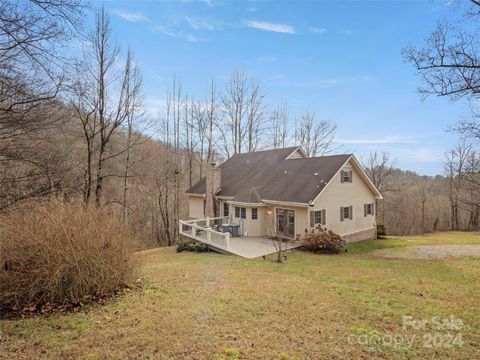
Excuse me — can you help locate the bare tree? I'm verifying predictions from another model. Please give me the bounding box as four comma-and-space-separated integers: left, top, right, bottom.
0, 0, 84, 209
269, 101, 290, 149
0, 0, 83, 116
70, 62, 97, 202
362, 151, 396, 221
205, 80, 216, 166
403, 1, 480, 143
416, 179, 428, 233
185, 98, 196, 188
445, 143, 470, 230
154, 76, 184, 244
69, 8, 144, 206
220, 70, 248, 156
362, 151, 396, 194
121, 50, 144, 226
190, 80, 218, 182
444, 141, 480, 231
246, 79, 266, 152
402, 1, 480, 233
295, 111, 337, 156
264, 209, 289, 263
219, 71, 266, 155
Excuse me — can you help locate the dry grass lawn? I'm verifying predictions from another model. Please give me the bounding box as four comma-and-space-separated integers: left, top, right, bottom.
1, 232, 480, 359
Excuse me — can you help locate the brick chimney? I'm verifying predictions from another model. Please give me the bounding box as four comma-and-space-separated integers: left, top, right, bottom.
205, 162, 221, 218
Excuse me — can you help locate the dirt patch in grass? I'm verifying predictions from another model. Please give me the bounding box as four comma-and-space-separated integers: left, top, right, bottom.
371, 245, 480, 259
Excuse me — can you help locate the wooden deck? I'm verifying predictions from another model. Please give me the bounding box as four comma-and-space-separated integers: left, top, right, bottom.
179, 217, 302, 259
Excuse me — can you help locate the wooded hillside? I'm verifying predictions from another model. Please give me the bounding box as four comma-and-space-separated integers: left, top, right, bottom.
1, 1, 479, 249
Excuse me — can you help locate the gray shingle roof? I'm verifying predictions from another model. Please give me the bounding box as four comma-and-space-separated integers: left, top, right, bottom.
186, 147, 352, 204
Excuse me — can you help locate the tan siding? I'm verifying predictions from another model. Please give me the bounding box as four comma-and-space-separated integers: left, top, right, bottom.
311, 159, 376, 236
188, 196, 204, 219
190, 156, 377, 241
264, 205, 308, 239
219, 201, 264, 237
291, 206, 308, 237
286, 148, 305, 159
244, 207, 263, 236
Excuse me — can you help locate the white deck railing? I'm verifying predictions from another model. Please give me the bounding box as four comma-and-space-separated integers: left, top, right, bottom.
179, 216, 232, 250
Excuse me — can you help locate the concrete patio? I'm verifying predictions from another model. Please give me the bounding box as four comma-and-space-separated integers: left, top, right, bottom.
215, 236, 301, 259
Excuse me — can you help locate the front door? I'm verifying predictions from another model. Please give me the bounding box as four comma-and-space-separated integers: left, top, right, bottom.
276, 208, 295, 239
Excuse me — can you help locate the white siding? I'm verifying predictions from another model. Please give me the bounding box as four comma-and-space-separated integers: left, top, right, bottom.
220, 203, 309, 238
311, 159, 376, 236
222, 202, 265, 237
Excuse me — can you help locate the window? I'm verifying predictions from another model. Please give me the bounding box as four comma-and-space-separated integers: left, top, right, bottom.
310, 209, 326, 227
235, 206, 246, 219
341, 169, 352, 183
223, 202, 229, 217
341, 206, 352, 221
252, 208, 258, 220
241, 207, 246, 219
364, 203, 374, 216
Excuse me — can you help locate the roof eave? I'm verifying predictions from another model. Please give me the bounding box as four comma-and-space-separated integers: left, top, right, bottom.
186, 193, 205, 197
261, 199, 311, 207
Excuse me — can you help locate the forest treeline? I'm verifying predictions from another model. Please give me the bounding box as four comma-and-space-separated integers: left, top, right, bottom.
1, 1, 479, 250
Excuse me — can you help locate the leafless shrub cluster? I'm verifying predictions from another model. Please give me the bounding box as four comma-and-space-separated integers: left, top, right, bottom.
0, 199, 137, 309
297, 226, 344, 254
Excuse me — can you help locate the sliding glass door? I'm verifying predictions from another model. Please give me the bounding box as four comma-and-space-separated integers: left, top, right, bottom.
276, 208, 295, 239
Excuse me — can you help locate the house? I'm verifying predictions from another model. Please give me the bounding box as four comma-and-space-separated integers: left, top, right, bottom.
183, 146, 382, 251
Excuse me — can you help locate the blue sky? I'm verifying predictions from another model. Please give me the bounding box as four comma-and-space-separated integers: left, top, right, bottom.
101, 0, 468, 175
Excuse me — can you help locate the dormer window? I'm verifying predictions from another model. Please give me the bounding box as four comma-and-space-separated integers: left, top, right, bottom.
341, 169, 352, 183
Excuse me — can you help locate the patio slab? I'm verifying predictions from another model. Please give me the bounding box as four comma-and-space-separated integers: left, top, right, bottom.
217, 236, 302, 259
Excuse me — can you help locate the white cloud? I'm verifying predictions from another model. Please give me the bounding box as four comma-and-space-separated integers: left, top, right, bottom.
114, 10, 151, 23
185, 34, 201, 43
144, 97, 167, 118
295, 76, 370, 88
243, 20, 295, 34
309, 27, 326, 33
185, 16, 216, 31
247, 6, 257, 12
335, 137, 419, 145
154, 26, 203, 42
394, 148, 445, 164
154, 26, 176, 37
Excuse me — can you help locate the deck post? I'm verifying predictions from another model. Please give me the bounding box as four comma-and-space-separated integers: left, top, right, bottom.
191, 225, 195, 238
207, 229, 212, 244
225, 232, 230, 250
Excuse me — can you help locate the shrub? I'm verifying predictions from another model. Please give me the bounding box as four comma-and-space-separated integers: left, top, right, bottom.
376, 220, 386, 238
176, 238, 209, 253
0, 200, 137, 313
298, 226, 345, 254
